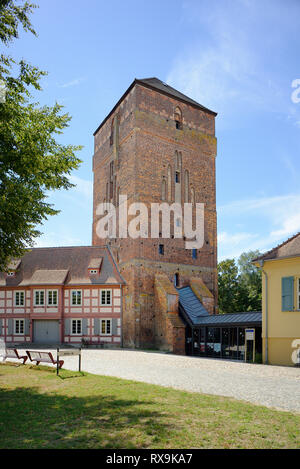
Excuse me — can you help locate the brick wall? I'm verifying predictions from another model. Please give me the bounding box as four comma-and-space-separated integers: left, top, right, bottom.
92, 81, 218, 351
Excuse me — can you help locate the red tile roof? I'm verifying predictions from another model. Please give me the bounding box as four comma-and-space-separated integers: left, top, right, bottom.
0, 246, 125, 287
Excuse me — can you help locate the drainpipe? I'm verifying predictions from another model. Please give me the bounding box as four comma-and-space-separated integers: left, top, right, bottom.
259, 260, 268, 364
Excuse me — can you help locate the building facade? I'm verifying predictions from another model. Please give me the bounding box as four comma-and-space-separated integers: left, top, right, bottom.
92, 78, 218, 353
0, 246, 125, 346
254, 233, 300, 366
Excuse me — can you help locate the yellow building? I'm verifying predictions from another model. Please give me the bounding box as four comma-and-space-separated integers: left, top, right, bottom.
253, 233, 300, 366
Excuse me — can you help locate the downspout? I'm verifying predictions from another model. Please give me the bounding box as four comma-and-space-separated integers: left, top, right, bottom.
259, 260, 268, 364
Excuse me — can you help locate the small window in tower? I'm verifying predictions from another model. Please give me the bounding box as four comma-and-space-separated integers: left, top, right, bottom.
174, 107, 182, 130
174, 273, 179, 287
175, 171, 180, 183
192, 249, 197, 259
159, 244, 164, 255
110, 119, 114, 146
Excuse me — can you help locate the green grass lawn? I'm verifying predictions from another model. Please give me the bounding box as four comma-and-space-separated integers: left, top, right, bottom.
0, 363, 299, 449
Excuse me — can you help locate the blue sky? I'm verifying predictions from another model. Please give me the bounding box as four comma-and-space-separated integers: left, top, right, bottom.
7, 0, 300, 260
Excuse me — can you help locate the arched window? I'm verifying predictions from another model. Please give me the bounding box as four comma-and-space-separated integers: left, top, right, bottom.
174, 273, 179, 287
167, 165, 172, 201
161, 178, 166, 201
110, 118, 114, 146
184, 170, 189, 203
174, 107, 182, 130
191, 187, 195, 206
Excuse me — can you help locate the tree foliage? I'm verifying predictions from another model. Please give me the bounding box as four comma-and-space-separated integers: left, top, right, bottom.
218, 250, 262, 314
0, 1, 82, 270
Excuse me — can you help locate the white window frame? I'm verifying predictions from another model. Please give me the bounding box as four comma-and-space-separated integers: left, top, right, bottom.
47, 289, 58, 306
297, 278, 300, 310
100, 318, 112, 336
71, 290, 82, 306
14, 290, 25, 307
14, 319, 25, 335
100, 289, 112, 306
71, 319, 82, 335
34, 289, 45, 306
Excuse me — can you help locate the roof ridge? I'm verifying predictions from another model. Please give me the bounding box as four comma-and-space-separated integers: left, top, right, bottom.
30, 245, 107, 250
253, 231, 300, 261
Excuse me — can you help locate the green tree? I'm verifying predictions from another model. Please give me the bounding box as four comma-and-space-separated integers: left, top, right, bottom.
0, 1, 82, 270
218, 251, 262, 314
237, 250, 262, 311
218, 259, 241, 314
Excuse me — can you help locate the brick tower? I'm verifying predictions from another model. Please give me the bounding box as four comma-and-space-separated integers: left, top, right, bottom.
92, 78, 218, 353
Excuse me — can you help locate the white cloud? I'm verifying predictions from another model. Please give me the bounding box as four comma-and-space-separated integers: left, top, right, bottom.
33, 232, 84, 248
60, 78, 85, 88
69, 175, 93, 200
218, 192, 300, 259
167, 1, 300, 125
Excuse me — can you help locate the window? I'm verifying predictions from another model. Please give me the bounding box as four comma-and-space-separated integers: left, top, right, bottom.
167, 165, 172, 201
174, 106, 182, 130
192, 249, 197, 259
298, 278, 300, 310
48, 290, 58, 306
174, 273, 179, 287
14, 291, 25, 306
184, 170, 189, 203
161, 178, 166, 201
281, 277, 294, 311
159, 244, 164, 255
71, 290, 82, 306
110, 118, 114, 146
101, 319, 112, 335
100, 289, 112, 305
71, 319, 82, 335
175, 171, 180, 183
34, 290, 45, 306
14, 319, 24, 335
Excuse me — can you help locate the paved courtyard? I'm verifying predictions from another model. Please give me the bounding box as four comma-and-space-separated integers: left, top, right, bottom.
14, 348, 300, 414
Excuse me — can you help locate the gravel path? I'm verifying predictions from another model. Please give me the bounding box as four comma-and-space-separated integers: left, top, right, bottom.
55, 349, 300, 414
4, 348, 300, 413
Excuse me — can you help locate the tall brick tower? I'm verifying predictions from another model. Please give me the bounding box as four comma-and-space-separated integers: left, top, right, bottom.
92, 78, 217, 353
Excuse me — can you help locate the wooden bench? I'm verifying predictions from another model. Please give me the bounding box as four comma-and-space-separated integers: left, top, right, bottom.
3, 348, 28, 365
26, 350, 64, 369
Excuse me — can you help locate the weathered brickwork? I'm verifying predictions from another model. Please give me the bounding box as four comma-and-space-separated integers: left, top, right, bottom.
92, 79, 218, 353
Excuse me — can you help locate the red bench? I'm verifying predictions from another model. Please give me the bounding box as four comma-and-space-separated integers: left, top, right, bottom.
3, 348, 28, 365
26, 350, 64, 369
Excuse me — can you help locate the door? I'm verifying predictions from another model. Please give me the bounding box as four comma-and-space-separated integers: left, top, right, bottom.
33, 320, 60, 344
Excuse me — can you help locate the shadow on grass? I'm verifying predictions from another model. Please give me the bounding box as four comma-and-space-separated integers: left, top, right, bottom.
0, 385, 170, 449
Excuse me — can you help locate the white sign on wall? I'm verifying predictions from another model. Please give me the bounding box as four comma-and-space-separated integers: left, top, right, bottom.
245, 329, 255, 341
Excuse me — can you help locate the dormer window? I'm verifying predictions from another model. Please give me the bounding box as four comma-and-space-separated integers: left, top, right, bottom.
88, 258, 102, 276
6, 259, 21, 278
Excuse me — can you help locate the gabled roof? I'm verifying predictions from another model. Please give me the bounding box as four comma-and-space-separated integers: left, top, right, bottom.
93, 77, 217, 135
136, 78, 217, 115
253, 232, 300, 262
88, 258, 103, 270
20, 270, 69, 286
0, 246, 125, 287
